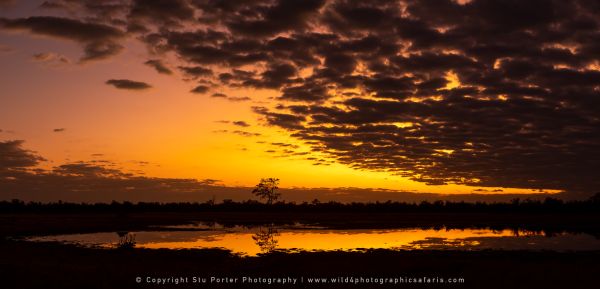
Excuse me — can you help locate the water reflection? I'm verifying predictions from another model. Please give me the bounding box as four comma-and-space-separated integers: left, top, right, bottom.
116, 231, 136, 249
27, 224, 600, 256
251, 225, 279, 253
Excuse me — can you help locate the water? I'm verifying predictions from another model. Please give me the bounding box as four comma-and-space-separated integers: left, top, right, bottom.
27, 223, 600, 256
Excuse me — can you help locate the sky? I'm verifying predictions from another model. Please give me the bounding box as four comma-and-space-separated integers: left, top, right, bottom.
1, 0, 599, 202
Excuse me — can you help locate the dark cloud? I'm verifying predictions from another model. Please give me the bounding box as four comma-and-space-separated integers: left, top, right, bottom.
105, 79, 151, 90
232, 121, 250, 127
220, 0, 326, 37
53, 128, 65, 132
321, 0, 401, 33
81, 41, 123, 61
144, 59, 172, 74
280, 82, 330, 102
53, 162, 128, 178
227, 96, 251, 102
210, 92, 251, 102
232, 130, 261, 137
253, 107, 306, 129
128, 0, 195, 30
32, 52, 70, 64
190, 85, 209, 94
243, 0, 599, 195
0, 16, 124, 61
211, 93, 227, 98
251, 62, 298, 89
39, 0, 128, 21
271, 142, 300, 150
212, 129, 261, 137
179, 66, 213, 78
0, 140, 45, 170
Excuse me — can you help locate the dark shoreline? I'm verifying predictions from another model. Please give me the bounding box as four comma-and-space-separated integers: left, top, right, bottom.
1, 239, 599, 289
2, 211, 600, 288
3, 211, 600, 237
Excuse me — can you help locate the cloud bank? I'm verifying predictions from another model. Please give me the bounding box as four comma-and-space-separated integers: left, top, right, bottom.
0, 140, 562, 203
105, 79, 151, 90
2, 0, 599, 195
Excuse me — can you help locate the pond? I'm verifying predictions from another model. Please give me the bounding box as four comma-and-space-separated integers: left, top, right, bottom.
27, 223, 600, 256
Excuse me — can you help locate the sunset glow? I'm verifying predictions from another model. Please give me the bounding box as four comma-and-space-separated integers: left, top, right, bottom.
2, 0, 598, 202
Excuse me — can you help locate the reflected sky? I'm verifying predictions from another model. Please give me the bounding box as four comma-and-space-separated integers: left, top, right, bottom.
28, 224, 600, 256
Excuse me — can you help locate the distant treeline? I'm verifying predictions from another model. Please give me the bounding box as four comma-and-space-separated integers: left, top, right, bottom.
2, 195, 600, 213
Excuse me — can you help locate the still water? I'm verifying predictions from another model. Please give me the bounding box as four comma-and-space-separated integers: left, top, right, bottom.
28, 223, 600, 256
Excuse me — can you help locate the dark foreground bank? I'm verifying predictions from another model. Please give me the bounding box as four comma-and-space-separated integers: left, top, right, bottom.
1, 240, 598, 289
2, 204, 599, 289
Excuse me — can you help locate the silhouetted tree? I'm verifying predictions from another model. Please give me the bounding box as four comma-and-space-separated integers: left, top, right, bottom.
252, 178, 281, 204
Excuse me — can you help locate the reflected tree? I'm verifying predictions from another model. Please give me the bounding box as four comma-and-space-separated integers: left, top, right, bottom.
116, 231, 136, 249
252, 225, 280, 253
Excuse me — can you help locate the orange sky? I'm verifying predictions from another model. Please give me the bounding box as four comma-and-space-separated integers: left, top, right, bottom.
5, 0, 594, 198
0, 33, 557, 195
